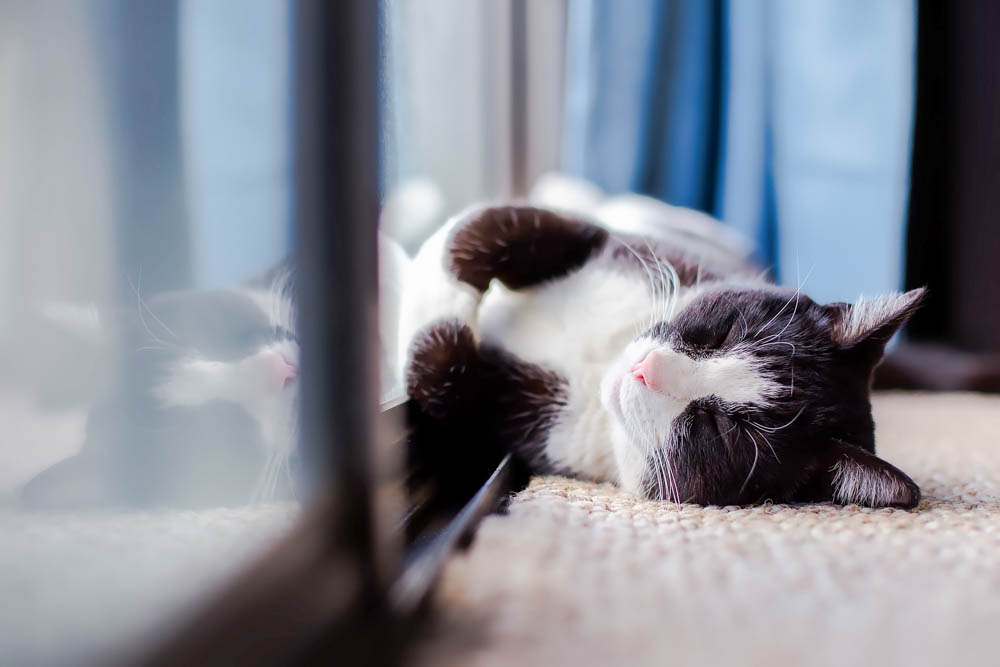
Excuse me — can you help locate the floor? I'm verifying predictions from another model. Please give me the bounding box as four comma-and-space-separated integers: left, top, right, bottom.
417, 392, 1000, 667
0, 393, 299, 665
4, 392, 999, 665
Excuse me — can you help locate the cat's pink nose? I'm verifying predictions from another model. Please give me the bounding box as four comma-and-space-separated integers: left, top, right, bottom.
271, 354, 298, 390
631, 352, 662, 392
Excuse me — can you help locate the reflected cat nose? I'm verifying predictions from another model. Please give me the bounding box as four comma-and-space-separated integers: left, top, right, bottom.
271, 354, 298, 389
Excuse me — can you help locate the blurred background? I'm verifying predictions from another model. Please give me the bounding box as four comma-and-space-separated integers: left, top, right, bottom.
382, 0, 1000, 390
1, 0, 998, 663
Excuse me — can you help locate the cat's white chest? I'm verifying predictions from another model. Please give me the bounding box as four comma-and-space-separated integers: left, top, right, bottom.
479, 263, 650, 366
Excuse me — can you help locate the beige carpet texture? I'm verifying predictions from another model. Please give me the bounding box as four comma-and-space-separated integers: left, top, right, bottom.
419, 392, 1000, 667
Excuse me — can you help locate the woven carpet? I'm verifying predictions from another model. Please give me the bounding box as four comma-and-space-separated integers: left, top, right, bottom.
417, 392, 1000, 667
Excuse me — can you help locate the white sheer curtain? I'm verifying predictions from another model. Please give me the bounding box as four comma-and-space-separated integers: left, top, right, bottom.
381, 0, 567, 251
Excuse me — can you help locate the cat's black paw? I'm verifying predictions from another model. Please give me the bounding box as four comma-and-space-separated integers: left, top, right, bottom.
406, 319, 481, 420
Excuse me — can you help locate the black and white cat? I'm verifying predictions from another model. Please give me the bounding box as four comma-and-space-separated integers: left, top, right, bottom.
19, 229, 411, 509
20, 268, 301, 508
401, 204, 925, 509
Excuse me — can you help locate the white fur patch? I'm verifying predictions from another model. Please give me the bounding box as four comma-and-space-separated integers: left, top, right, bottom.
835, 289, 924, 344
830, 457, 910, 507
397, 207, 484, 377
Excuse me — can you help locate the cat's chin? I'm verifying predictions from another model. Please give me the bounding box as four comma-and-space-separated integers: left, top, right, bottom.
604, 420, 645, 496
599, 374, 625, 423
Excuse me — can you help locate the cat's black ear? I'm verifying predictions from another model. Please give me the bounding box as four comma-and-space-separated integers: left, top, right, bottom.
824, 288, 926, 356
805, 443, 920, 509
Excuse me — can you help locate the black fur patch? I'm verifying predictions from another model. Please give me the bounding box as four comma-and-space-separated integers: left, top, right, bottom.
406, 319, 568, 516
449, 206, 608, 291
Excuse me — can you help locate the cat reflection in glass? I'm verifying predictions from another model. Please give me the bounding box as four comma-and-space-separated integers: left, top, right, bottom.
22, 269, 300, 508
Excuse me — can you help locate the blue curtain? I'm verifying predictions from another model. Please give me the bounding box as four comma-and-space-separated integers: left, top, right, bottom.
180, 0, 292, 288
93, 0, 292, 291
563, 0, 915, 304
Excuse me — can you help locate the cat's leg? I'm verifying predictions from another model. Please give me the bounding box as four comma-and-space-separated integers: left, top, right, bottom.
397, 207, 485, 377
403, 319, 514, 520
399, 206, 595, 513
447, 205, 608, 292
398, 205, 608, 371
405, 318, 566, 514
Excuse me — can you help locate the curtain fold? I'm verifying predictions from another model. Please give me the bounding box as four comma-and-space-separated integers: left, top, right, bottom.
563, 0, 722, 210
564, 0, 916, 303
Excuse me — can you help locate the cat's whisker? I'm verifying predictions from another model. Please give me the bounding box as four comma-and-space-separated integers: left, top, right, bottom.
752, 425, 781, 463
610, 234, 664, 329
270, 455, 281, 500
759, 263, 817, 344
250, 452, 273, 504
715, 419, 740, 443
754, 290, 798, 338
666, 454, 681, 505
653, 443, 676, 505
659, 449, 674, 505
650, 254, 673, 325
747, 406, 806, 433
642, 246, 667, 325
126, 271, 178, 351
662, 257, 681, 319
641, 239, 679, 322
271, 453, 282, 501
736, 308, 750, 344
132, 270, 179, 340
739, 428, 761, 495
773, 291, 800, 342
641, 242, 667, 321
759, 340, 796, 356
650, 447, 665, 501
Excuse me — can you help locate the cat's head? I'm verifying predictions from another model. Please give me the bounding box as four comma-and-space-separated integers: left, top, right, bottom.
145, 272, 300, 461
600, 285, 925, 508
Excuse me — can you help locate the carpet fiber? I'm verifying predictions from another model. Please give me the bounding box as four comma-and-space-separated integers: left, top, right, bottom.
419, 392, 1000, 667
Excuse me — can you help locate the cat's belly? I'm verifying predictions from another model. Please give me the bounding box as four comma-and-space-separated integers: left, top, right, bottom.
478, 263, 652, 480
478, 263, 652, 368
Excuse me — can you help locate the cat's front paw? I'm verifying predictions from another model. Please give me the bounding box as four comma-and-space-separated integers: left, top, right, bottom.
406, 319, 480, 418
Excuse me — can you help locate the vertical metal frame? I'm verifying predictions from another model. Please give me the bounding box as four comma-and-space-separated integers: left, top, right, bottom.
139, 1, 398, 664
139, 3, 516, 662
294, 0, 385, 577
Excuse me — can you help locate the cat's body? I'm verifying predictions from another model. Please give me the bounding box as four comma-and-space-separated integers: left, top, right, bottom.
402, 205, 924, 509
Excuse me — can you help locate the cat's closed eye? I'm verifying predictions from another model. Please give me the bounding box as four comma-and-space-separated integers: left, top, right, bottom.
681, 324, 730, 351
